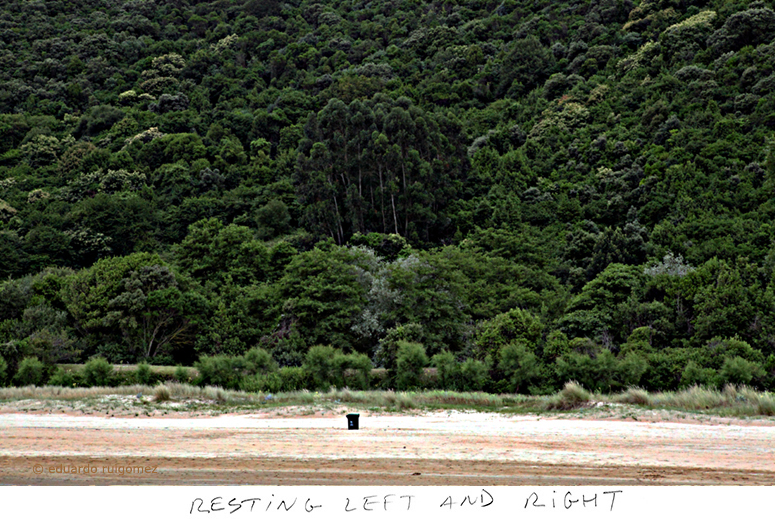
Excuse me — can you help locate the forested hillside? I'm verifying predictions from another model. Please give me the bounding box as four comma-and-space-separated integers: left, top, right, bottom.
2, 0, 775, 392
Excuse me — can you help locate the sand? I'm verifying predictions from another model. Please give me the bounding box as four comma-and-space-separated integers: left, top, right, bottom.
1, 407, 773, 485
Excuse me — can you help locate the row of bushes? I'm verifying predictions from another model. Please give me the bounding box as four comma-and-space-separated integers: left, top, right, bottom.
0, 355, 195, 388
193, 345, 373, 393
1, 341, 773, 394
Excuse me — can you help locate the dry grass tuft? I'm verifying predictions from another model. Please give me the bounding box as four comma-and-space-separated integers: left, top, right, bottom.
153, 385, 171, 403
545, 381, 591, 410
612, 387, 650, 406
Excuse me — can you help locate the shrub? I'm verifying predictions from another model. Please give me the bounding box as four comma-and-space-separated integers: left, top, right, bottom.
498, 341, 540, 393
680, 360, 716, 388
194, 355, 244, 389
374, 323, 424, 374
135, 363, 153, 385
243, 347, 278, 375
241, 372, 282, 393
82, 357, 115, 387
13, 357, 45, 386
278, 366, 310, 391
475, 308, 543, 359
618, 352, 649, 388
642, 349, 691, 391
344, 352, 372, 390
592, 350, 617, 392
303, 345, 339, 390
719, 356, 765, 387
47, 366, 78, 387
174, 365, 192, 383
432, 351, 459, 390
459, 358, 491, 392
554, 352, 595, 390
0, 354, 7, 386
395, 341, 428, 390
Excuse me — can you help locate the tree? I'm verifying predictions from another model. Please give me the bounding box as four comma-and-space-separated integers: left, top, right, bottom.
475, 308, 543, 360
277, 244, 368, 351
62, 253, 204, 362
174, 218, 269, 286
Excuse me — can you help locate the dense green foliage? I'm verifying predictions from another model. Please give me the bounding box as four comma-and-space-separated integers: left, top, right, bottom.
2, 0, 775, 392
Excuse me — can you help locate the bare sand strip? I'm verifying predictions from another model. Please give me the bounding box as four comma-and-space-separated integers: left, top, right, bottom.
1, 411, 774, 485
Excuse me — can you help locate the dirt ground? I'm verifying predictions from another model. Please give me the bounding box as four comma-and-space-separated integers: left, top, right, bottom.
1, 403, 774, 485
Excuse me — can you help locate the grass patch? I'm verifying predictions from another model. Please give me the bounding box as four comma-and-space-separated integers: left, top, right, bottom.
1, 383, 774, 418
153, 385, 171, 403
611, 387, 650, 406
544, 381, 592, 411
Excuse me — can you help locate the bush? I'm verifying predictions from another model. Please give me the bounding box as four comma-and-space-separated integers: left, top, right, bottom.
194, 355, 244, 389
642, 349, 692, 391
174, 365, 193, 383
47, 366, 78, 387
618, 352, 648, 388
554, 352, 595, 390
241, 372, 283, 393
278, 366, 310, 391
680, 360, 716, 388
13, 357, 46, 386
82, 357, 115, 387
0, 354, 7, 386
243, 347, 278, 375
499, 341, 540, 393
343, 352, 372, 390
303, 345, 339, 390
135, 363, 153, 385
432, 351, 459, 390
395, 341, 428, 390
719, 356, 765, 387
475, 308, 543, 359
459, 358, 491, 392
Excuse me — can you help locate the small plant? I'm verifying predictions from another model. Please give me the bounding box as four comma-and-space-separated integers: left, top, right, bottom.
719, 357, 765, 387
13, 357, 46, 386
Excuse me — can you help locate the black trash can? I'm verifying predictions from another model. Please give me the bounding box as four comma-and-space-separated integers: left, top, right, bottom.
346, 413, 360, 430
